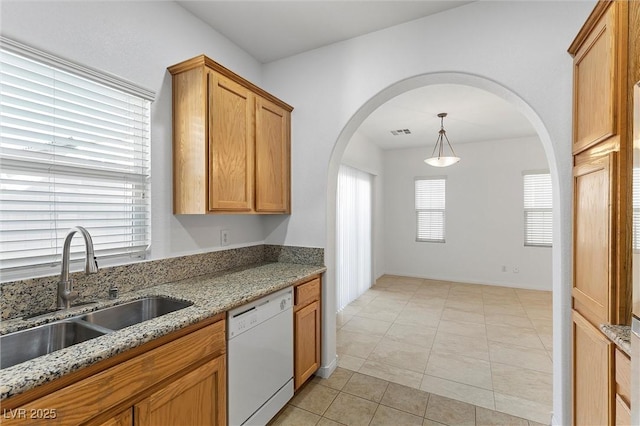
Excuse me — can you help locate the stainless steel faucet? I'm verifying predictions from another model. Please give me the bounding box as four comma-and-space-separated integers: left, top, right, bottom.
57, 226, 99, 309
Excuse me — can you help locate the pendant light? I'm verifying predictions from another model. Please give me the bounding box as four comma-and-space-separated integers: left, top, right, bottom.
424, 112, 460, 167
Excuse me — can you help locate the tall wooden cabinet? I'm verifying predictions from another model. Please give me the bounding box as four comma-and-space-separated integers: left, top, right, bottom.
168, 55, 292, 215
573, 152, 617, 326
569, 1, 640, 424
570, 0, 631, 327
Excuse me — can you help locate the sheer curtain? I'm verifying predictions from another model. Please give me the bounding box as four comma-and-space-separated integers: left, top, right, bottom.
336, 164, 372, 312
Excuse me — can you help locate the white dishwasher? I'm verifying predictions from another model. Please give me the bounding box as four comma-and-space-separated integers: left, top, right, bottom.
227, 286, 293, 426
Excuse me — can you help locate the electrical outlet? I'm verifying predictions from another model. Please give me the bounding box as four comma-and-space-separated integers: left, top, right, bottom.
513, 266, 519, 273
221, 229, 229, 246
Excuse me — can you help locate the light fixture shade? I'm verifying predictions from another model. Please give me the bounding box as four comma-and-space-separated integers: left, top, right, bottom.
424, 156, 460, 167
425, 112, 459, 167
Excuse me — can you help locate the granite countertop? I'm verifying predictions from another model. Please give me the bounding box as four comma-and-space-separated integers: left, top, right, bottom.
0, 262, 326, 401
600, 323, 631, 356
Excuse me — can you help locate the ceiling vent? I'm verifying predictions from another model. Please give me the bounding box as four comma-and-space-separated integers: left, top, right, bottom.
390, 129, 411, 136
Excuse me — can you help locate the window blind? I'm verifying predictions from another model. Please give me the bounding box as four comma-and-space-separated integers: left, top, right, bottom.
336, 165, 372, 312
415, 177, 445, 243
523, 172, 552, 247
0, 42, 152, 279
633, 168, 640, 251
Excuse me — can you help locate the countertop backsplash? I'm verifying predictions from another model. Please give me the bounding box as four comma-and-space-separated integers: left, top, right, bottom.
1, 244, 324, 321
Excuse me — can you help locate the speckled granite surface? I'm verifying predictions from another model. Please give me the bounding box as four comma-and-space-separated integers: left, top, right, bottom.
264, 245, 324, 265
0, 261, 326, 401
600, 324, 631, 356
1, 244, 323, 320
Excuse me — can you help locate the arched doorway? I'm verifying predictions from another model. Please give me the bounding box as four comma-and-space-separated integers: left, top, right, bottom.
324, 72, 568, 425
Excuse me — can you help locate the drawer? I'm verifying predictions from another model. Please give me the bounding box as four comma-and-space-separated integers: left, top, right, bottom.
615, 348, 631, 406
295, 277, 320, 307
615, 394, 631, 426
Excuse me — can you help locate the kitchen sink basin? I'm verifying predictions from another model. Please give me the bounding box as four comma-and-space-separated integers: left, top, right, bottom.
0, 321, 106, 369
1, 296, 192, 369
77, 296, 192, 331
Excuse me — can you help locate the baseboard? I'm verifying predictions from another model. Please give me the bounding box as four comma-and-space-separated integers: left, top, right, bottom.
316, 355, 337, 379
380, 271, 551, 292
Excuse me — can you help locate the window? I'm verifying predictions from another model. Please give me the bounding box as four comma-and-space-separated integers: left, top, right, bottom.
0, 38, 154, 280
415, 177, 446, 243
523, 172, 552, 247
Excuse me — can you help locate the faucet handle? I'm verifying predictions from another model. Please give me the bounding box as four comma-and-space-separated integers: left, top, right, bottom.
66, 290, 79, 304
57, 279, 79, 309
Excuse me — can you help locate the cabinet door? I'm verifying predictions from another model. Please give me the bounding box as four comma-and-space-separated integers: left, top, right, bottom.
573, 153, 617, 325
572, 3, 618, 154
208, 72, 254, 212
135, 355, 226, 426
97, 409, 133, 426
172, 66, 207, 214
615, 395, 631, 426
294, 300, 320, 390
572, 310, 613, 426
255, 96, 290, 213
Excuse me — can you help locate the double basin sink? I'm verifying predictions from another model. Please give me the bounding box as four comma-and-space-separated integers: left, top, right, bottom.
1, 296, 192, 369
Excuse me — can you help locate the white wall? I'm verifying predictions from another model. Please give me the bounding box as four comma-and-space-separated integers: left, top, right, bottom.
384, 136, 551, 290
0, 0, 290, 262
260, 2, 595, 424
342, 131, 385, 281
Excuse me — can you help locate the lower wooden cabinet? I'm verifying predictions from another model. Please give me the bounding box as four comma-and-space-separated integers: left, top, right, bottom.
572, 310, 613, 426
615, 395, 632, 426
98, 409, 133, 426
135, 355, 226, 426
294, 300, 320, 389
615, 348, 632, 425
293, 276, 322, 390
2, 317, 226, 426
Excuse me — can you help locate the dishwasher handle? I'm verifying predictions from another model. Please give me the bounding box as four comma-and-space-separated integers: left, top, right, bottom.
232, 306, 256, 319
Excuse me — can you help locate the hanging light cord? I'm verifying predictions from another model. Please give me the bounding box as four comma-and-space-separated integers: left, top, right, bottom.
430, 114, 458, 159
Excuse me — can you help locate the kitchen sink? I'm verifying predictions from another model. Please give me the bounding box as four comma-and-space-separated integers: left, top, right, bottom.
77, 296, 193, 331
1, 296, 193, 370
0, 321, 106, 369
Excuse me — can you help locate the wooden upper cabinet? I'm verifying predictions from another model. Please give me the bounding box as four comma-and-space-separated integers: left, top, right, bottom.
171, 66, 207, 214
168, 55, 293, 215
255, 97, 290, 213
573, 152, 617, 325
570, 4, 618, 154
569, 1, 628, 155
208, 73, 254, 212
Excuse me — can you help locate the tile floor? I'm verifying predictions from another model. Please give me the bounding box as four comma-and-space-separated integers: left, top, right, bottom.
271, 369, 546, 426
333, 275, 553, 424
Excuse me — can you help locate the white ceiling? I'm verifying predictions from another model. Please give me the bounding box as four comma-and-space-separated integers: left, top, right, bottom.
176, 1, 473, 63
359, 84, 537, 150
176, 1, 537, 150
